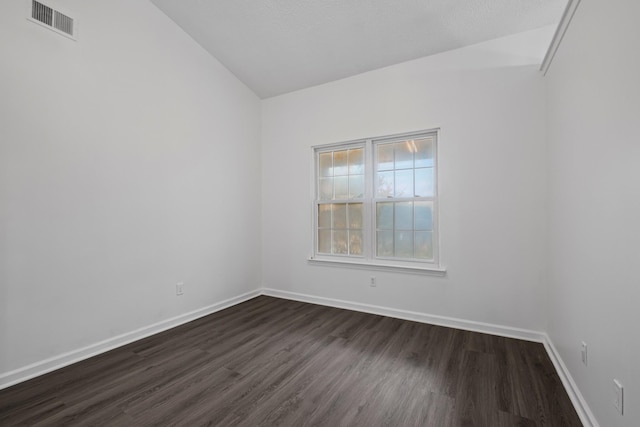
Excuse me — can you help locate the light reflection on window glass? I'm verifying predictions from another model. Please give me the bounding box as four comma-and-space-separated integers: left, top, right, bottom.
376, 202, 393, 230
377, 230, 394, 257
333, 151, 348, 176
348, 204, 363, 229
415, 138, 434, 168
334, 176, 349, 200
318, 229, 331, 254
319, 152, 333, 177
318, 148, 364, 201
349, 175, 364, 199
317, 146, 366, 256
318, 204, 331, 228
394, 170, 413, 197
395, 231, 414, 258
317, 133, 436, 262
377, 144, 394, 171
332, 204, 347, 229
415, 231, 433, 259
319, 177, 333, 200
395, 202, 413, 230
376, 171, 394, 197
414, 201, 433, 231
348, 148, 364, 174
349, 230, 363, 255
375, 139, 435, 199
395, 142, 413, 170
414, 168, 433, 197
332, 230, 348, 254
318, 202, 364, 256
373, 137, 435, 261
375, 201, 434, 260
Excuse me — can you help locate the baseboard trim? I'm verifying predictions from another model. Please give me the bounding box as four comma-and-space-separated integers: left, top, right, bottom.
262, 288, 599, 426
1, 286, 599, 427
261, 288, 545, 342
0, 289, 261, 391
542, 335, 599, 427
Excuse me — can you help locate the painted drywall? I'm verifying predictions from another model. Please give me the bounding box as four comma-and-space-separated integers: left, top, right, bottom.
261, 27, 554, 332
545, 0, 640, 425
0, 0, 261, 379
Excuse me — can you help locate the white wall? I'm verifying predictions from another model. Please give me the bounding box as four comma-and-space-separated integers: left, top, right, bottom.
545, 1, 640, 425
261, 28, 553, 332
0, 0, 261, 380
2, 1, 634, 422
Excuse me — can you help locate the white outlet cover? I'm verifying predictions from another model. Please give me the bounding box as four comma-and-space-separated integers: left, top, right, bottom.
613, 379, 624, 414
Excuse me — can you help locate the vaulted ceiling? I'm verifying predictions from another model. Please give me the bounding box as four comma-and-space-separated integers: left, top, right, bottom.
151, 0, 567, 98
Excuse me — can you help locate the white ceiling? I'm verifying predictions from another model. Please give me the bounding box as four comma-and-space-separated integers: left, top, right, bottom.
150, 0, 566, 99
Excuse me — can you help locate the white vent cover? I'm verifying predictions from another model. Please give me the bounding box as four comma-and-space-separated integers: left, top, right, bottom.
29, 0, 76, 39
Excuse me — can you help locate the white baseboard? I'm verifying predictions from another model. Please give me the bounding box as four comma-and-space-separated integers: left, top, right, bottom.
1, 286, 599, 427
262, 288, 599, 426
542, 335, 599, 427
0, 289, 261, 391
261, 288, 545, 342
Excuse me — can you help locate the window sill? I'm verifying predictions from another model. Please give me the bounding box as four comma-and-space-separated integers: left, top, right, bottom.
307, 257, 447, 276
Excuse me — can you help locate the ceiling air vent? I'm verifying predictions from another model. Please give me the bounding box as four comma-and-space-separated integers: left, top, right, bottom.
29, 0, 76, 40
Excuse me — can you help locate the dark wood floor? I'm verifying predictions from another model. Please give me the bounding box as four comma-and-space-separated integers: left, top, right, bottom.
0, 296, 581, 426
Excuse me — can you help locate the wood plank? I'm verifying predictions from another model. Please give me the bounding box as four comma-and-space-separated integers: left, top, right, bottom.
0, 296, 582, 426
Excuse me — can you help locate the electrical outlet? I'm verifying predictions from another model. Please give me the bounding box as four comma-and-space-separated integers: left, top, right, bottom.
613, 379, 624, 415
370, 277, 376, 287
581, 342, 587, 366
176, 282, 184, 296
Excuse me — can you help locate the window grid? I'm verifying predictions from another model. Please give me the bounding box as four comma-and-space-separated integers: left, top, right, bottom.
373, 136, 436, 262
316, 144, 365, 257
318, 148, 365, 201
313, 130, 438, 267
374, 200, 434, 261
317, 202, 363, 256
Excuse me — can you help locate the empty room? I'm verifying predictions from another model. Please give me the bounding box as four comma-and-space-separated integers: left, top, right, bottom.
1, 0, 638, 426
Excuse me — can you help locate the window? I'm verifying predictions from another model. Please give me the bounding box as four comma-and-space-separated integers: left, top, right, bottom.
312, 130, 442, 272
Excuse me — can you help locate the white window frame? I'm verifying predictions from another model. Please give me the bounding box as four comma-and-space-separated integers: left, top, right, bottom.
309, 129, 446, 275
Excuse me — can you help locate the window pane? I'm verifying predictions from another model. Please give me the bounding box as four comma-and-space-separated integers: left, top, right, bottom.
318, 204, 331, 228
376, 202, 393, 230
395, 231, 414, 258
415, 231, 434, 259
319, 152, 333, 177
315, 132, 436, 262
333, 150, 348, 176
332, 230, 348, 254
394, 170, 413, 197
349, 230, 363, 255
395, 141, 414, 170
377, 144, 394, 171
332, 204, 347, 229
318, 229, 331, 253
377, 230, 394, 257
349, 175, 364, 199
319, 177, 333, 200
415, 138, 434, 168
334, 176, 349, 199
414, 201, 433, 231
376, 171, 394, 197
414, 168, 434, 197
395, 202, 413, 230
348, 148, 364, 174
348, 203, 363, 229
